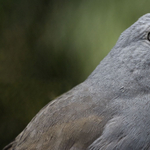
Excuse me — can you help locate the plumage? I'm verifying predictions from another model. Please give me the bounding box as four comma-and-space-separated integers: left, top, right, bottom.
4, 14, 150, 150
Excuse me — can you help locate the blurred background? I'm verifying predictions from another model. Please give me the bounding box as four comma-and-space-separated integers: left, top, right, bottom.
0, 0, 149, 148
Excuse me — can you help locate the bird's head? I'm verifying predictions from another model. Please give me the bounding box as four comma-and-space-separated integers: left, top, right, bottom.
89, 14, 150, 92
112, 13, 150, 90
116, 13, 150, 49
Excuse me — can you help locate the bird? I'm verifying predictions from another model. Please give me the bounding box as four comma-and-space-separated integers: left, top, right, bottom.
3, 13, 150, 150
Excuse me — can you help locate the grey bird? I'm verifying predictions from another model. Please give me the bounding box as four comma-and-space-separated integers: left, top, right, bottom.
3, 13, 150, 150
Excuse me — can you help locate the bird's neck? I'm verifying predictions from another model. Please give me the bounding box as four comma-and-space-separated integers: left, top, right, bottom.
86, 51, 148, 100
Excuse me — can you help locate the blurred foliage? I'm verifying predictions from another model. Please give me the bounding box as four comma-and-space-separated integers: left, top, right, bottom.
0, 0, 150, 149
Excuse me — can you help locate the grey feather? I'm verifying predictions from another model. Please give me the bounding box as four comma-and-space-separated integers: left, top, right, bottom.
3, 13, 150, 150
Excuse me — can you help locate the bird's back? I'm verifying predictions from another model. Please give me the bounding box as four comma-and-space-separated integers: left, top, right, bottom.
4, 82, 115, 150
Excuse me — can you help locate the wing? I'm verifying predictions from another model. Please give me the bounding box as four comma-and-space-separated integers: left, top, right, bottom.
87, 116, 130, 150
3, 82, 114, 150
87, 96, 150, 150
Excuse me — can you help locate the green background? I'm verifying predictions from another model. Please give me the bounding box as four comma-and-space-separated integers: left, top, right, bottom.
0, 0, 149, 149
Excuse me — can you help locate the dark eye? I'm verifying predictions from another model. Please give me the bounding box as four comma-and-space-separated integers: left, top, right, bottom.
147, 32, 150, 41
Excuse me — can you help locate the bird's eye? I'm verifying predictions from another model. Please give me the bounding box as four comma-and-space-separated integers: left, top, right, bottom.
147, 32, 150, 41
